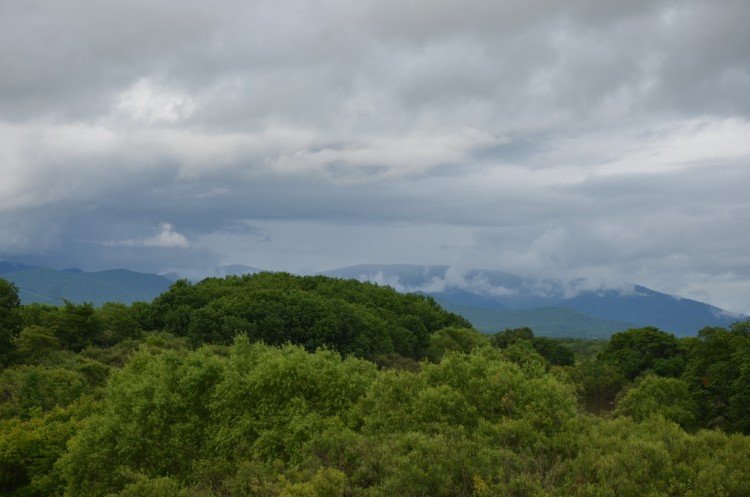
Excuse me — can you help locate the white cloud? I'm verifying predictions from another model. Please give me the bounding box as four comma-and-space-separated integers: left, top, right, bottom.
105, 223, 189, 249
595, 118, 750, 177
272, 126, 501, 180
114, 78, 197, 124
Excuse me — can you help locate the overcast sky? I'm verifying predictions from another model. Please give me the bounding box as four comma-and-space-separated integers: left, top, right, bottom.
2, 0, 750, 313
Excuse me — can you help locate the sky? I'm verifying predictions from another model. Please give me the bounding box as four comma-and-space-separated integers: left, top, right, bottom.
1, 0, 750, 313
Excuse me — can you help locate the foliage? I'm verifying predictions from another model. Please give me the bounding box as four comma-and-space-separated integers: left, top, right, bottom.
0, 406, 81, 497
490, 326, 534, 348
530, 336, 575, 366
105, 475, 188, 497
210, 337, 377, 464
558, 415, 750, 497
490, 327, 574, 367
0, 279, 22, 366
601, 326, 686, 380
60, 346, 224, 496
2, 275, 750, 496
149, 273, 470, 359
615, 375, 697, 429
54, 301, 102, 352
681, 323, 750, 432
0, 366, 90, 420
425, 326, 488, 362
13, 326, 61, 365
17, 303, 59, 330
97, 302, 143, 344
1, 332, 749, 496
570, 358, 628, 413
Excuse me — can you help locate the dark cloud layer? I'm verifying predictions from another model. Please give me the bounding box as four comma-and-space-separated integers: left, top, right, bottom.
1, 0, 750, 313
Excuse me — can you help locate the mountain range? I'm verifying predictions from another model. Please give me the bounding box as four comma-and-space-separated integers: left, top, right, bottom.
319, 264, 745, 337
0, 263, 173, 306
1, 261, 745, 338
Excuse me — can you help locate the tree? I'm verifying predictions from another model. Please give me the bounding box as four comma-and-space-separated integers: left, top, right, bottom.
0, 278, 22, 366
97, 302, 142, 344
54, 301, 102, 352
106, 475, 188, 497
0, 407, 78, 496
615, 375, 697, 429
490, 327, 534, 349
149, 273, 470, 360
60, 347, 225, 496
0, 366, 88, 419
682, 323, 750, 432
600, 327, 686, 380
14, 325, 61, 364
426, 327, 488, 362
531, 337, 575, 366
570, 358, 627, 413
18, 303, 59, 329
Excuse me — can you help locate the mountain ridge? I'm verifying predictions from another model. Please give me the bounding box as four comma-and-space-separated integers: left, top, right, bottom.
1, 261, 745, 337
319, 264, 745, 336
2, 267, 173, 306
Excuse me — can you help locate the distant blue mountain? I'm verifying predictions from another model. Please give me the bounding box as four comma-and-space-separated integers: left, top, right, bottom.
321, 264, 746, 337
0, 261, 38, 276
2, 266, 173, 306
427, 289, 506, 311
434, 303, 636, 339
2, 261, 263, 307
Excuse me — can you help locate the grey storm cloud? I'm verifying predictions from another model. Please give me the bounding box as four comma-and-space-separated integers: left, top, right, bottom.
1, 0, 750, 313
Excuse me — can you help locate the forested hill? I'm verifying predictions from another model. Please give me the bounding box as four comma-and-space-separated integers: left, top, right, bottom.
148, 272, 472, 359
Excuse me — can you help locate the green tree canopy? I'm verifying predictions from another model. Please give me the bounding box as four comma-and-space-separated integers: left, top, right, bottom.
615, 375, 697, 429
601, 327, 686, 380
426, 326, 488, 362
682, 322, 750, 432
0, 278, 22, 366
148, 273, 471, 359
54, 301, 102, 352
490, 326, 534, 349
531, 336, 575, 366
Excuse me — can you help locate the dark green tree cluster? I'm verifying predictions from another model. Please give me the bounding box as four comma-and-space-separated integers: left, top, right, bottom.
681, 322, 750, 432
148, 272, 471, 359
0, 280, 22, 367
563, 323, 750, 433
490, 326, 575, 367
600, 326, 686, 379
